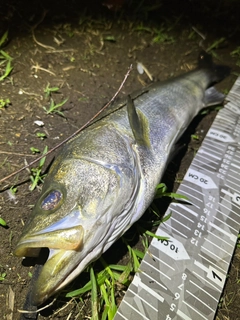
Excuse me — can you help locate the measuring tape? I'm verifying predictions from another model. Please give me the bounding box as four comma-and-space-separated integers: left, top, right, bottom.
114, 77, 240, 320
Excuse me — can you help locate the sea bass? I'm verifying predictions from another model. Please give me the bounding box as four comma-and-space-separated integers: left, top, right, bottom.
14, 52, 230, 305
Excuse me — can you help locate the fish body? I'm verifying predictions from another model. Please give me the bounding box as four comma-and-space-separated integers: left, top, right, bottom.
14, 53, 230, 305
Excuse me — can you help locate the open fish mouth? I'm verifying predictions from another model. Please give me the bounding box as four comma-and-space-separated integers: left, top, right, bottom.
14, 225, 84, 305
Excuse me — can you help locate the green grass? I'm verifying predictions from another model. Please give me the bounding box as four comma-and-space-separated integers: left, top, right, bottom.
30, 147, 40, 154
64, 229, 164, 319
154, 182, 188, 201
90, 266, 99, 320
44, 83, 60, 98
191, 134, 199, 141
0, 272, 6, 281
36, 132, 47, 140
66, 259, 135, 320
134, 23, 175, 44
29, 146, 48, 191
206, 37, 226, 57
10, 186, 17, 195
42, 83, 68, 116
0, 30, 8, 47
43, 98, 68, 116
0, 57, 13, 81
0, 217, 7, 227
231, 46, 240, 66
0, 98, 10, 108
0, 31, 13, 81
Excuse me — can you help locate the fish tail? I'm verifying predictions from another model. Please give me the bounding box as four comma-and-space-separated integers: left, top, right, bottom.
198, 51, 230, 84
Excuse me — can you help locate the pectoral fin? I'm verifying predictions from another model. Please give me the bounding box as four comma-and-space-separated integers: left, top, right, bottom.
204, 86, 225, 106
127, 95, 150, 148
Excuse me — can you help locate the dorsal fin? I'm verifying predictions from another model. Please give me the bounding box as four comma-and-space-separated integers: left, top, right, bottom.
127, 95, 150, 147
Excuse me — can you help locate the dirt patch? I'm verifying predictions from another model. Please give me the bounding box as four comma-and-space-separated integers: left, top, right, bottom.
0, 0, 240, 319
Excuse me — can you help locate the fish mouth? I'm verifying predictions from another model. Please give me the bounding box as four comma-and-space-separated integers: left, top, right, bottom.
14, 225, 84, 305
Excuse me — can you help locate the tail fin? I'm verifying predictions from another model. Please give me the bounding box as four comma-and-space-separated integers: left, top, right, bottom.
198, 51, 230, 84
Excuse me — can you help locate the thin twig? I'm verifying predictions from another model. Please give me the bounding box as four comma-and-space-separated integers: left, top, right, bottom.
31, 64, 56, 76
0, 65, 133, 185
191, 26, 206, 48
32, 30, 56, 51
18, 298, 56, 314
45, 49, 77, 54
31, 9, 56, 51
18, 88, 42, 97
0, 151, 34, 157
52, 298, 74, 316
191, 26, 206, 40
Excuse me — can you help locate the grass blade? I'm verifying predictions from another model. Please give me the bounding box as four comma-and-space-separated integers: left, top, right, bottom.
0, 31, 8, 47
90, 266, 99, 320
0, 60, 13, 81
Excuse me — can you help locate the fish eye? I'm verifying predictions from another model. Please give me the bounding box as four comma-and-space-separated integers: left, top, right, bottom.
41, 190, 63, 211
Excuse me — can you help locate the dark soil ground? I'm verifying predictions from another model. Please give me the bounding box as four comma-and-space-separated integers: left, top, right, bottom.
0, 0, 240, 319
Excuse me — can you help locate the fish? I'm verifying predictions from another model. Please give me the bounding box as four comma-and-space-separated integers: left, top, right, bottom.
14, 52, 230, 306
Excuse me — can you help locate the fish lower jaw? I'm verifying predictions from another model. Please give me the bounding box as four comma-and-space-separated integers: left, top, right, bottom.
30, 248, 79, 305
13, 243, 80, 305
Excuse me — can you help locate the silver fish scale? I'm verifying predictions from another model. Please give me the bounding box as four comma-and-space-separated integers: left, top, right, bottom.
134, 85, 202, 156
68, 124, 134, 165
114, 77, 240, 320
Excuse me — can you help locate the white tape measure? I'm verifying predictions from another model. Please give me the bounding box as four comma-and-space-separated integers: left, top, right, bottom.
114, 77, 240, 320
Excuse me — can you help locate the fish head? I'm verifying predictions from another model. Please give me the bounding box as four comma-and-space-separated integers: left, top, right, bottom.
14, 149, 138, 305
